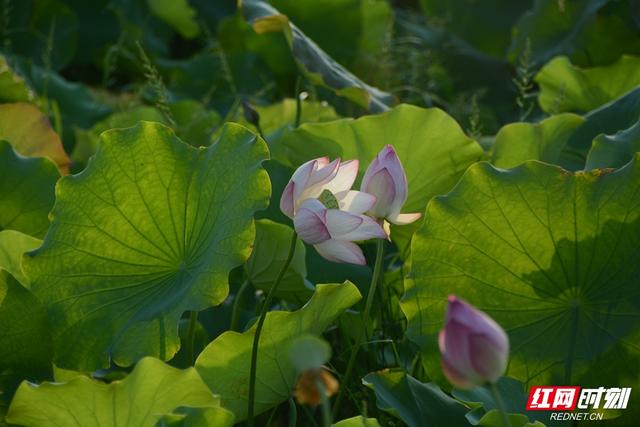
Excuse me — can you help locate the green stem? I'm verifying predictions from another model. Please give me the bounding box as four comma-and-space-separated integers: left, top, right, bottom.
489, 382, 510, 427
316, 376, 332, 427
185, 310, 198, 367
332, 239, 384, 418
294, 76, 303, 128
288, 397, 298, 427
230, 279, 251, 332
248, 232, 298, 426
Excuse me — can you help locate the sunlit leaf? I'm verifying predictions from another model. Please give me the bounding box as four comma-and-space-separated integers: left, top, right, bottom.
0, 140, 59, 237
332, 416, 381, 427
0, 103, 69, 172
491, 113, 584, 168
0, 231, 41, 287
6, 357, 229, 427
0, 56, 34, 103
195, 282, 361, 420
23, 121, 270, 370
536, 55, 640, 114
404, 158, 640, 392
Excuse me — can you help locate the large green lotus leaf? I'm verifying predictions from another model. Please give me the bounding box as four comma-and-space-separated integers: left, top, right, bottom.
6, 357, 229, 427
508, 0, 609, 65
280, 104, 484, 252
0, 270, 53, 387
491, 113, 585, 169
563, 87, 640, 170
23, 121, 271, 370
536, 55, 640, 114
0, 56, 34, 103
244, 219, 311, 303
0, 231, 41, 287
0, 103, 70, 172
195, 282, 361, 420
404, 157, 640, 389
585, 120, 640, 170
419, 0, 533, 58
147, 0, 200, 39
332, 417, 381, 427
363, 370, 469, 427
241, 0, 394, 112
0, 140, 59, 238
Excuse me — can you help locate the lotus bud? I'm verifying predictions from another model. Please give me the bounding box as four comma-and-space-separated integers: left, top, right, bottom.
439, 295, 509, 389
361, 145, 421, 225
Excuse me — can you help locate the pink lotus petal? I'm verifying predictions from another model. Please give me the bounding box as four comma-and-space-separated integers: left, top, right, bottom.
307, 157, 340, 187
335, 190, 377, 214
314, 239, 366, 265
388, 212, 422, 225
294, 200, 330, 245
338, 215, 387, 241
280, 181, 296, 218
324, 209, 363, 237
323, 159, 359, 194
364, 168, 396, 218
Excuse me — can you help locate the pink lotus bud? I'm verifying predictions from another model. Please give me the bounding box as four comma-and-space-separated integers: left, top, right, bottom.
439, 296, 509, 389
361, 145, 421, 225
280, 157, 376, 219
293, 199, 387, 265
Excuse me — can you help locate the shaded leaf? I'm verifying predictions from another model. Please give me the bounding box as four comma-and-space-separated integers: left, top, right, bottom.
536, 55, 640, 114
23, 122, 270, 370
0, 140, 59, 237
241, 0, 394, 112
563, 87, 640, 170
508, 0, 609, 65
195, 282, 362, 421
6, 357, 226, 427
0, 103, 69, 172
363, 369, 469, 427
148, 0, 200, 39
404, 158, 640, 395
585, 120, 640, 170
0, 270, 53, 388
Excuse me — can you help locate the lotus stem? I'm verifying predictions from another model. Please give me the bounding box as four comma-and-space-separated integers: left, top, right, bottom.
248, 231, 298, 426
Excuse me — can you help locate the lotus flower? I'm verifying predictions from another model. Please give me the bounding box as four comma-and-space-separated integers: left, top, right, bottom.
439, 296, 509, 389
361, 145, 421, 225
293, 199, 386, 265
280, 157, 376, 219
